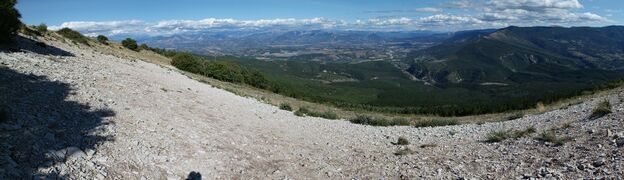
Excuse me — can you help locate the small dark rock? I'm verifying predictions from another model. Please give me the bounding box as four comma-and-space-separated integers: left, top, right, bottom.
577, 163, 587, 171
592, 158, 606, 167
614, 138, 624, 148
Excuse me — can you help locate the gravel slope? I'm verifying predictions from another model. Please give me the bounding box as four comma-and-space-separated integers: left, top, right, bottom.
1, 35, 623, 179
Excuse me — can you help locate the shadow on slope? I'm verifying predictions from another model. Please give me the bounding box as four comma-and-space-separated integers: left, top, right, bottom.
0, 67, 114, 178
0, 35, 73, 56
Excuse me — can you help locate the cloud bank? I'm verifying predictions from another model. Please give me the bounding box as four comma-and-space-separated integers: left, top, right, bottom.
50, 0, 609, 37
481, 0, 606, 24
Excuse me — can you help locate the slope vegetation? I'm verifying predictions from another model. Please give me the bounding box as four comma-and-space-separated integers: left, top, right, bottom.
407, 26, 624, 84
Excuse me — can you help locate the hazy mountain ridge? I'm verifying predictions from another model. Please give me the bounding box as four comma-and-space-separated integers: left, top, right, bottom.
406, 26, 624, 85
144, 29, 439, 47
140, 29, 445, 61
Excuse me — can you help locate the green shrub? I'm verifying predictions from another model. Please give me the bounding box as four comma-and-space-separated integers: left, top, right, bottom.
506, 113, 524, 120
396, 137, 409, 145
170, 52, 272, 89
486, 127, 536, 143
243, 70, 270, 89
279, 103, 292, 111
205, 61, 246, 83
349, 115, 373, 124
538, 131, 569, 146
512, 126, 536, 138
0, 0, 21, 44
486, 130, 510, 143
589, 100, 611, 120
294, 107, 310, 117
121, 38, 138, 51
57, 28, 89, 45
293, 107, 338, 119
148, 47, 179, 57
349, 115, 411, 126
310, 111, 338, 119
382, 118, 411, 126
171, 53, 205, 72
20, 25, 41, 37
139, 43, 149, 50
96, 35, 108, 44
35, 23, 47, 33
413, 119, 458, 128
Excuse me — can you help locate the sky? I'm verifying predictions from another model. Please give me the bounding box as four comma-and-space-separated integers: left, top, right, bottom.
15, 0, 624, 36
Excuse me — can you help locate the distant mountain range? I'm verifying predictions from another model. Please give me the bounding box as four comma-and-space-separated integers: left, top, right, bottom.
139, 25, 624, 87
406, 26, 624, 85
139, 29, 445, 56
140, 25, 624, 115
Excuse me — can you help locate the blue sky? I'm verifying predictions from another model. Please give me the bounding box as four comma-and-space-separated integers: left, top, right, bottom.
15, 0, 624, 36
18, 0, 444, 24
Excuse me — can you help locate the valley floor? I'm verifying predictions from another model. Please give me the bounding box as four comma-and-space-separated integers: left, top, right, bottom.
1, 36, 623, 179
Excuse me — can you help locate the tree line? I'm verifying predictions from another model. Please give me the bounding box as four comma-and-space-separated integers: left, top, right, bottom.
149, 48, 274, 90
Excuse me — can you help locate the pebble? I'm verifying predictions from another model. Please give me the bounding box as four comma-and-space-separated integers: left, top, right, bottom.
616, 138, 624, 147
593, 158, 606, 167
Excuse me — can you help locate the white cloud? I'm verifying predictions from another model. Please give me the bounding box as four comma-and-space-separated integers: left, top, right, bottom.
419, 14, 485, 26
479, 0, 606, 24
428, 0, 607, 27
49, 20, 146, 36
488, 0, 583, 10
151, 18, 315, 29
441, 0, 476, 9
415, 7, 442, 13
147, 18, 346, 34
53, 18, 351, 36
366, 17, 413, 26
363, 7, 441, 14
50, 0, 610, 36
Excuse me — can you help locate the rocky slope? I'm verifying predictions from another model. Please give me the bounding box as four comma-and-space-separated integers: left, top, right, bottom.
0, 34, 623, 179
